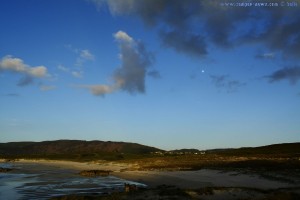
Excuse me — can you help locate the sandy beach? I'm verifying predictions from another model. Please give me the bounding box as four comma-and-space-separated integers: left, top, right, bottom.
0, 159, 143, 200
112, 169, 297, 189
8, 159, 131, 172
1, 159, 300, 199
3, 158, 298, 189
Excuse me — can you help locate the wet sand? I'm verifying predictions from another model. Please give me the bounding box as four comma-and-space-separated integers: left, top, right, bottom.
112, 169, 297, 189
4, 159, 299, 189
2, 159, 300, 199
0, 160, 144, 200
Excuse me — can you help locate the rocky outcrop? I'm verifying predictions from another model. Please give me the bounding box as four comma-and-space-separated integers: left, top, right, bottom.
79, 170, 111, 177
124, 183, 138, 192
4, 159, 17, 162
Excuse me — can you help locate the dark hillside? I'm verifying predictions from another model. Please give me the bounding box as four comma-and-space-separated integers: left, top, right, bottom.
1, 141, 299, 161
210, 143, 300, 156
0, 140, 161, 156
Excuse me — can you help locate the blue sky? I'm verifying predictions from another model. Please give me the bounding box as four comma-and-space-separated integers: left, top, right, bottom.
0, 0, 299, 150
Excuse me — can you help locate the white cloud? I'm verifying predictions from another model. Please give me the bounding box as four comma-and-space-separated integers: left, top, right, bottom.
78, 84, 116, 96
0, 55, 48, 86
80, 30, 155, 96
0, 55, 47, 78
0, 56, 26, 72
114, 31, 133, 43
28, 66, 47, 77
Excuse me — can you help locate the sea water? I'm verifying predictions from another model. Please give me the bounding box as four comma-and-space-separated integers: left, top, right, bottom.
0, 162, 145, 200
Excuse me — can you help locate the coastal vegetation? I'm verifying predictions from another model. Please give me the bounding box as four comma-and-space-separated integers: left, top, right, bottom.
1, 141, 299, 171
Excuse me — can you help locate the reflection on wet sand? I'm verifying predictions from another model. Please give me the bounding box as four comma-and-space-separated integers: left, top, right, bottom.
1, 160, 300, 199
0, 162, 145, 200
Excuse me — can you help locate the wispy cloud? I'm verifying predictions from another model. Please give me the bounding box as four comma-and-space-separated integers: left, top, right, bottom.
266, 66, 300, 85
78, 84, 116, 96
71, 71, 83, 78
80, 49, 95, 60
80, 30, 156, 96
17, 76, 34, 86
148, 70, 161, 79
57, 64, 69, 72
210, 75, 246, 93
255, 52, 275, 59
39, 85, 56, 91
3, 93, 20, 97
65, 45, 95, 67
57, 64, 83, 79
63, 46, 95, 79
0, 55, 48, 86
76, 49, 95, 67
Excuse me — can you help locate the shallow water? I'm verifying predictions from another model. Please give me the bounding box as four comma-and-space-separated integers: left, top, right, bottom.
0, 163, 146, 200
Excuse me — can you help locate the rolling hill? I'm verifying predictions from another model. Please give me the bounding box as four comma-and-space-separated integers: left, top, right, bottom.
206, 142, 300, 156
0, 140, 161, 157
0, 140, 299, 161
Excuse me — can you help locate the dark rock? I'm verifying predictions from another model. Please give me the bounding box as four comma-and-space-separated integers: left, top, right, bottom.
0, 167, 13, 173
124, 183, 138, 193
5, 159, 17, 162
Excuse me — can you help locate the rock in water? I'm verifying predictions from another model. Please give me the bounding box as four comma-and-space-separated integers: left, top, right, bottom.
124, 183, 138, 192
0, 167, 13, 173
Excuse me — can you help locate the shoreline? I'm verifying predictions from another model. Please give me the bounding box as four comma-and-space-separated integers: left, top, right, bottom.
112, 170, 297, 190
1, 158, 298, 189
2, 159, 300, 199
2, 158, 131, 172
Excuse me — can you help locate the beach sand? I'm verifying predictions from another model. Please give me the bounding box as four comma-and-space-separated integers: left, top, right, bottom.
2, 159, 300, 199
112, 169, 296, 189
5, 159, 298, 189
9, 159, 130, 172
